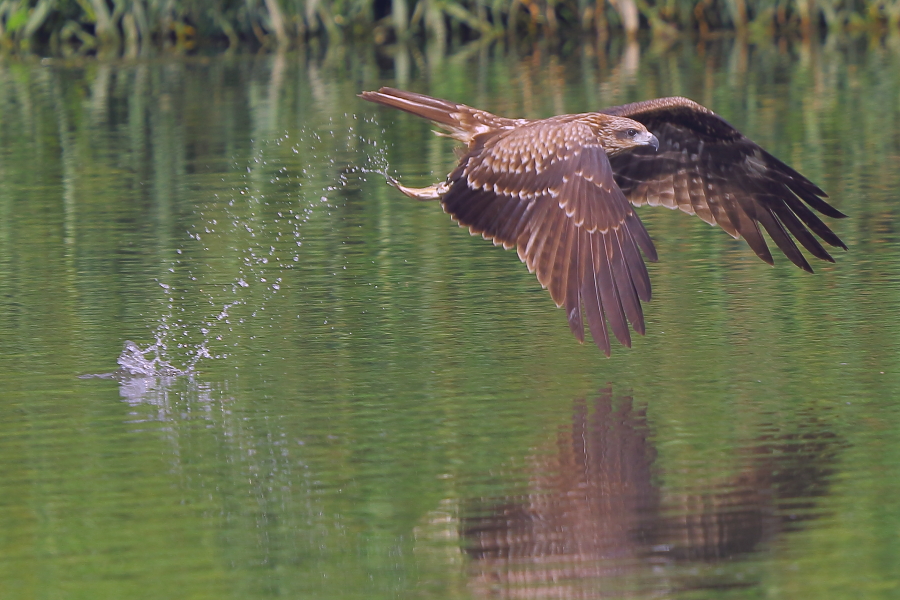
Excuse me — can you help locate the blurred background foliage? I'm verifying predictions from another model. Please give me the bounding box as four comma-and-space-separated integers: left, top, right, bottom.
0, 0, 899, 57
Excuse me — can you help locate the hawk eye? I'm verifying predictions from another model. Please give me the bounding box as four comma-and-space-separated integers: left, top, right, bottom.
626, 128, 638, 137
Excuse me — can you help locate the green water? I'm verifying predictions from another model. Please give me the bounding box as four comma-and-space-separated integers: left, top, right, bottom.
1, 41, 899, 598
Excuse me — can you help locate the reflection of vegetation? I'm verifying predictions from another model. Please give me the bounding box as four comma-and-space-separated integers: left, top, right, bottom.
1, 0, 900, 56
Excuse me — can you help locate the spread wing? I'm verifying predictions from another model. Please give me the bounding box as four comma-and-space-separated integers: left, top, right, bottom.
603, 97, 847, 272
440, 119, 658, 355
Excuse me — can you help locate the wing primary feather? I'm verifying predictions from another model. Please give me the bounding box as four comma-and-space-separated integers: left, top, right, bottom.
768, 202, 835, 263
781, 194, 848, 250
764, 153, 847, 219
790, 185, 848, 219
756, 208, 813, 272
550, 220, 575, 308
622, 213, 653, 301
492, 196, 535, 245
594, 233, 631, 347
525, 205, 563, 286
535, 208, 567, 296
724, 199, 774, 265
517, 199, 556, 268
777, 165, 827, 197
627, 211, 658, 262
488, 199, 531, 247
609, 230, 645, 335
566, 227, 585, 342
582, 233, 611, 355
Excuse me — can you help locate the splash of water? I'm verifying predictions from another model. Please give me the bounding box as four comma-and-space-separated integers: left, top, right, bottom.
132, 116, 393, 378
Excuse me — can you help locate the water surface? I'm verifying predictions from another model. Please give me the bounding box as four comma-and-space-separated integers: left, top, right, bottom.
1, 41, 899, 598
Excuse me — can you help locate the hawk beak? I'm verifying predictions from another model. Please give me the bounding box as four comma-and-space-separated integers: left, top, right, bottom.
647, 133, 660, 151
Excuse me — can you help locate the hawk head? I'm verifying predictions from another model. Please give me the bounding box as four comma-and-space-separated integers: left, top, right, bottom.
591, 115, 659, 155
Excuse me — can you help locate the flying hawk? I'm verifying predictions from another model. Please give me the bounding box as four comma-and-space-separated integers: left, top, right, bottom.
360, 87, 847, 356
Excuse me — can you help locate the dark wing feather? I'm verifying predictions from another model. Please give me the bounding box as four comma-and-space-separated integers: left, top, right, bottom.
603, 97, 847, 272
441, 119, 657, 355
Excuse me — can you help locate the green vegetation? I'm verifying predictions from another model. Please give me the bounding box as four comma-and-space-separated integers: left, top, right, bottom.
0, 0, 898, 56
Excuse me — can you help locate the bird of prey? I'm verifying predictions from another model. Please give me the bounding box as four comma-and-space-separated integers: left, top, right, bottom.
360, 87, 846, 356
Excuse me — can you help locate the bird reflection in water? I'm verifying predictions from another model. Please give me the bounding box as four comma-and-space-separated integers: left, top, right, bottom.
459, 389, 841, 597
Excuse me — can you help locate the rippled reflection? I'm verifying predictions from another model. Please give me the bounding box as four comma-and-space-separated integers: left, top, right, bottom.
461, 389, 842, 597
